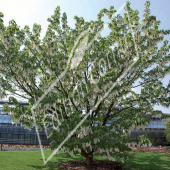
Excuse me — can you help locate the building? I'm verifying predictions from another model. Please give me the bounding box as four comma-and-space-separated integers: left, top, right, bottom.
130, 114, 168, 145
0, 100, 169, 146
0, 101, 50, 145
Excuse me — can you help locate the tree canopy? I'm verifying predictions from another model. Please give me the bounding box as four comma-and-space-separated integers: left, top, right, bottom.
0, 1, 170, 165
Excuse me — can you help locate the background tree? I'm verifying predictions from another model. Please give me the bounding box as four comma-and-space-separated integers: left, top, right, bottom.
165, 119, 170, 144
0, 1, 170, 165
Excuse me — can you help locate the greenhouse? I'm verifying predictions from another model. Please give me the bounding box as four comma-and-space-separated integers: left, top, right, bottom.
104, 114, 168, 146
130, 115, 167, 145
0, 101, 169, 146
0, 102, 50, 145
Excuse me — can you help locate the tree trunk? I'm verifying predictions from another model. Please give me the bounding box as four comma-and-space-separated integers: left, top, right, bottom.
81, 149, 94, 165
86, 155, 93, 165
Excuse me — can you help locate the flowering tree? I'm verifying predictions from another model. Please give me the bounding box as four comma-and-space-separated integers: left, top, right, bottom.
0, 1, 170, 165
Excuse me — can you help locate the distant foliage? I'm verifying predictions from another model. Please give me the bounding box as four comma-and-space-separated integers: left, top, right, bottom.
165, 120, 170, 143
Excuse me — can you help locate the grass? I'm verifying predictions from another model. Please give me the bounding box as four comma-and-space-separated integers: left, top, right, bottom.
0, 150, 170, 170
122, 152, 170, 170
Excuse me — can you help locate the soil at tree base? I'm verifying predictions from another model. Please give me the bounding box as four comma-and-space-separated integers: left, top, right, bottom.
59, 160, 122, 170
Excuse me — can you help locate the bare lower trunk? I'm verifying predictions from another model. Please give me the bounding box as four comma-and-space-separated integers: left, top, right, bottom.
81, 149, 94, 165
86, 155, 93, 165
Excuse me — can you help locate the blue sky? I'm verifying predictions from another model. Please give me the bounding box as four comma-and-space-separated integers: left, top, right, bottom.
0, 0, 169, 113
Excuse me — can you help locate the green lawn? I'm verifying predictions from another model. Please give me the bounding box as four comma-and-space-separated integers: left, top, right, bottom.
0, 150, 170, 170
